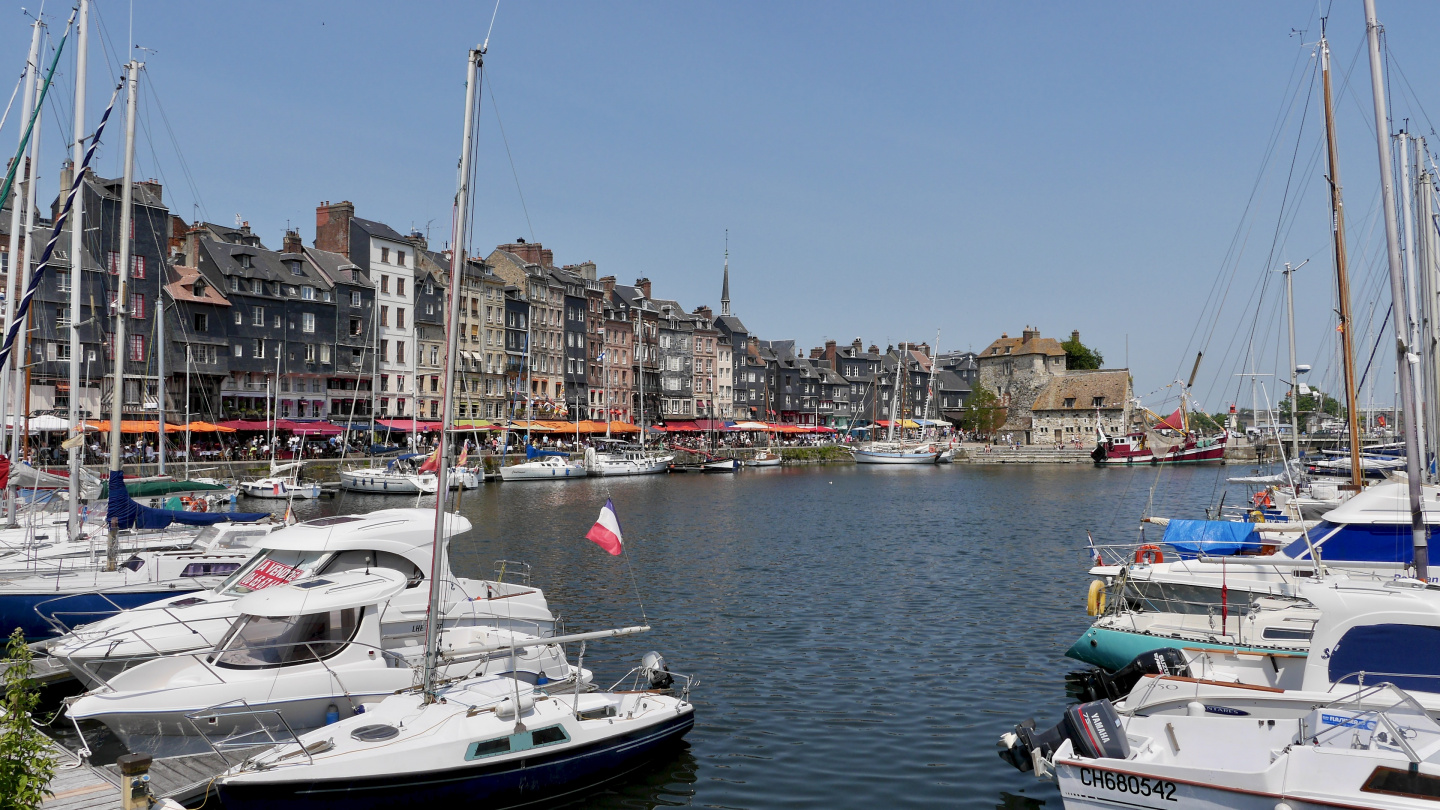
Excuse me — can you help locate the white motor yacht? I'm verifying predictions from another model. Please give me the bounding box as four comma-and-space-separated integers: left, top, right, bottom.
44, 509, 550, 688
66, 568, 577, 758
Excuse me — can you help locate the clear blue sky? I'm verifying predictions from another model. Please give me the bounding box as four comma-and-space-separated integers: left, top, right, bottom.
7, 1, 1440, 413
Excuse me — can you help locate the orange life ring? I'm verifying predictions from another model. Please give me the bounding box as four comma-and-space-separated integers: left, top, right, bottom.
1134, 544, 1164, 565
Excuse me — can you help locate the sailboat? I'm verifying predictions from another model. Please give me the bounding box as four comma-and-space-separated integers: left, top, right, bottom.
499, 303, 584, 481
216, 48, 694, 806
239, 359, 322, 498
584, 313, 671, 475
854, 344, 939, 464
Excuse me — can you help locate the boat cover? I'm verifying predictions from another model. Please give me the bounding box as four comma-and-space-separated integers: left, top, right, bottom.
525, 445, 568, 460
1161, 519, 1261, 558
107, 471, 269, 530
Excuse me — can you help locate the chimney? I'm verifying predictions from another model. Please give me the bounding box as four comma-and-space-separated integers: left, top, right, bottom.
184, 223, 206, 268
564, 260, 596, 281
315, 200, 355, 257
869, 344, 879, 354
1022, 326, 1039, 342
693, 305, 713, 321
58, 160, 73, 202
809, 347, 822, 360
599, 275, 616, 295
240, 221, 252, 237
496, 240, 553, 267
138, 179, 162, 203
852, 338, 863, 354
406, 229, 427, 251
748, 335, 760, 357
916, 342, 930, 357
636, 278, 652, 299
282, 229, 304, 254
1071, 329, 1081, 344
168, 215, 189, 256
825, 340, 837, 362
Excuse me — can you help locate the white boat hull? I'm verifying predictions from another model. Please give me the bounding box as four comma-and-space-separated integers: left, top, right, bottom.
339, 469, 437, 494
853, 448, 939, 464
499, 459, 588, 481
239, 480, 322, 499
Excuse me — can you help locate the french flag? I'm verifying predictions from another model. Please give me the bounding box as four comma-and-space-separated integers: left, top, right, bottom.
585, 499, 624, 556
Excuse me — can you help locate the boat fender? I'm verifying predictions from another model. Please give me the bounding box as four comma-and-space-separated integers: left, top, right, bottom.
1134, 544, 1163, 565
1085, 580, 1106, 617
325, 703, 340, 725
1186, 701, 1205, 717
495, 692, 535, 720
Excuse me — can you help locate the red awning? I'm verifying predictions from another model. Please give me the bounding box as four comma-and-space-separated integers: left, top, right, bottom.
217, 419, 271, 431
277, 420, 344, 436
376, 419, 443, 432
692, 419, 730, 430
660, 421, 700, 432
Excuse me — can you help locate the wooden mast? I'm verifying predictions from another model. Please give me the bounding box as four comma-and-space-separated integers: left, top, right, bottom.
1320, 32, 1365, 490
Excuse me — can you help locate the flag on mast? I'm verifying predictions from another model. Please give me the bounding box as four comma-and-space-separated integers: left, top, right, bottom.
456, 439, 469, 467
418, 445, 441, 474
585, 498, 624, 555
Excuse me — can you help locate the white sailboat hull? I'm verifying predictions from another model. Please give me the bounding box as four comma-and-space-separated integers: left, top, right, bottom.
339, 468, 437, 494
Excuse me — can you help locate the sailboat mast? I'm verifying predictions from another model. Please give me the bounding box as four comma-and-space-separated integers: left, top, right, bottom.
1399, 133, 1430, 475
1320, 33, 1365, 490
1283, 263, 1301, 463
104, 60, 140, 572
423, 43, 482, 703
68, 1, 88, 535
8, 36, 44, 518
156, 257, 166, 475
1364, 0, 1428, 580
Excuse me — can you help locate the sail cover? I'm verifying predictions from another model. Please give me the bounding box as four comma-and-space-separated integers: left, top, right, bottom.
107, 471, 269, 530
1162, 519, 1261, 558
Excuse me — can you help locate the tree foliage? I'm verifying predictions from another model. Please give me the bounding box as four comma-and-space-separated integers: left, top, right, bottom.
961, 384, 1005, 435
1279, 392, 1342, 432
1188, 410, 1223, 433
0, 628, 54, 810
1061, 335, 1104, 370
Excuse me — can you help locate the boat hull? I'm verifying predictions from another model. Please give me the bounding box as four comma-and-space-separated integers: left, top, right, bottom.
589, 459, 671, 476
744, 457, 782, 467
499, 464, 588, 481
239, 482, 322, 499
853, 449, 938, 464
0, 589, 199, 641
338, 470, 436, 494
215, 711, 695, 810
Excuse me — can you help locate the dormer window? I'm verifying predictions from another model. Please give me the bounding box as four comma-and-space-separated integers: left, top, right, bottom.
1063, 397, 1076, 408
239, 255, 252, 269
1093, 396, 1105, 407
288, 261, 303, 276
193, 279, 206, 297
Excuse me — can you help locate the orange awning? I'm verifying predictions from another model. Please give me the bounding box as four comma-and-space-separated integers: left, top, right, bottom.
182, 421, 238, 433
607, 421, 641, 434
91, 420, 186, 434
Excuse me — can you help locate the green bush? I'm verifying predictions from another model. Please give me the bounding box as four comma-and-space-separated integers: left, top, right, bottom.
0, 628, 55, 810
778, 446, 853, 463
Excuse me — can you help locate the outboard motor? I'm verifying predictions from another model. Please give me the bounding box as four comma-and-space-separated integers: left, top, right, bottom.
640, 651, 673, 690
999, 699, 1131, 775
1066, 647, 1189, 703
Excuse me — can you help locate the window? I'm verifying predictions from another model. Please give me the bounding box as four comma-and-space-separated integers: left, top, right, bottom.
351, 291, 361, 307
305, 344, 316, 362
252, 306, 264, 326
233, 343, 243, 358
396, 278, 405, 297
351, 348, 362, 365
130, 293, 145, 319
320, 345, 331, 363
107, 250, 120, 273
45, 342, 56, 361
381, 275, 390, 294
56, 270, 70, 292
289, 261, 304, 276
396, 308, 405, 329
380, 306, 389, 327
194, 313, 209, 332
253, 338, 265, 359
1063, 397, 1076, 408
397, 375, 406, 391
1327, 624, 1440, 693
214, 608, 360, 669
379, 340, 388, 362
396, 251, 405, 267
234, 311, 243, 325
396, 342, 406, 364
350, 317, 362, 336
1093, 397, 1105, 407
131, 255, 146, 279
128, 334, 145, 362
381, 247, 389, 264
380, 375, 390, 392
240, 254, 253, 269
274, 314, 282, 329
301, 286, 315, 301
57, 342, 71, 361
430, 346, 438, 365
430, 375, 439, 392
302, 313, 315, 333
56, 307, 70, 328
230, 276, 241, 292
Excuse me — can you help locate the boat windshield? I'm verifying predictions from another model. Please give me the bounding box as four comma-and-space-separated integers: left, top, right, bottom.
214, 608, 362, 669
193, 525, 272, 551
216, 550, 332, 597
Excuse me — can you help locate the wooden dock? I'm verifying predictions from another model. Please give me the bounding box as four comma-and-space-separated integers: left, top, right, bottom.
100, 746, 266, 805
39, 740, 119, 810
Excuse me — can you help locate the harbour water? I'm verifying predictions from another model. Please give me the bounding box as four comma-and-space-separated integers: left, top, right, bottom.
50, 462, 1263, 808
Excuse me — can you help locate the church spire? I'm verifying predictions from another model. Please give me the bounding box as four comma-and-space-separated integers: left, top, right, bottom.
721, 229, 731, 317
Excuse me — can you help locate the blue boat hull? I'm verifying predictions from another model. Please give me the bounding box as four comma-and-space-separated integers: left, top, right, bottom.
1066, 625, 1308, 671
216, 710, 695, 810
0, 589, 199, 641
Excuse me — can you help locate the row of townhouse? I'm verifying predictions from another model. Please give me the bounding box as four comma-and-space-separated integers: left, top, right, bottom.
0, 168, 1010, 433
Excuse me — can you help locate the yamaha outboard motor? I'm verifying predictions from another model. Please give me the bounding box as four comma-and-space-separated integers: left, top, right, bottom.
999, 699, 1131, 774
640, 651, 674, 690
1066, 647, 1189, 703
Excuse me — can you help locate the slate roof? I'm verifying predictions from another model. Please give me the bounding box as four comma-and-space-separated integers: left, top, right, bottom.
715, 313, 749, 334
1030, 369, 1129, 411
304, 246, 370, 287
351, 217, 408, 243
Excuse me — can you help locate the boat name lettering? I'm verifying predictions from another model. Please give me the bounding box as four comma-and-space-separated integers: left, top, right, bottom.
1078, 768, 1177, 800
1203, 705, 1250, 716
1320, 713, 1376, 730
236, 559, 305, 591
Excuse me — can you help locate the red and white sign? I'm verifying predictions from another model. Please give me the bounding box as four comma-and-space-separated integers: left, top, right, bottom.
237, 558, 305, 591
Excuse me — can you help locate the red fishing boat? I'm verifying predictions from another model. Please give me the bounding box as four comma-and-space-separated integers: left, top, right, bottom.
1090, 406, 1228, 466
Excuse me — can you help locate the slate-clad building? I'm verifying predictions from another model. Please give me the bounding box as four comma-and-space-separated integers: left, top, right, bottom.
300, 243, 375, 421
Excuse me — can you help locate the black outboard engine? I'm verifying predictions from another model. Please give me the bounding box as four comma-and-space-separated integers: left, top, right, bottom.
1066, 647, 1189, 703
640, 651, 674, 690
999, 699, 1131, 774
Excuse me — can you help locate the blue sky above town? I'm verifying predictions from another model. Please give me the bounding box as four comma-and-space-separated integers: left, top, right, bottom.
5, 1, 1440, 413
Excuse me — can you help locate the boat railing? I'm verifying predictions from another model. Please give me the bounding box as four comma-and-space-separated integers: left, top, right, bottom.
33, 590, 135, 638
607, 665, 696, 705
81, 638, 416, 694
184, 699, 317, 769
50, 600, 236, 683
1098, 572, 1312, 624
492, 560, 532, 586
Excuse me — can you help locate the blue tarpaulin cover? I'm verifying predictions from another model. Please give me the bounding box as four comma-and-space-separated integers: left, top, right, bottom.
107, 471, 269, 530
525, 444, 568, 460
1162, 519, 1261, 559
